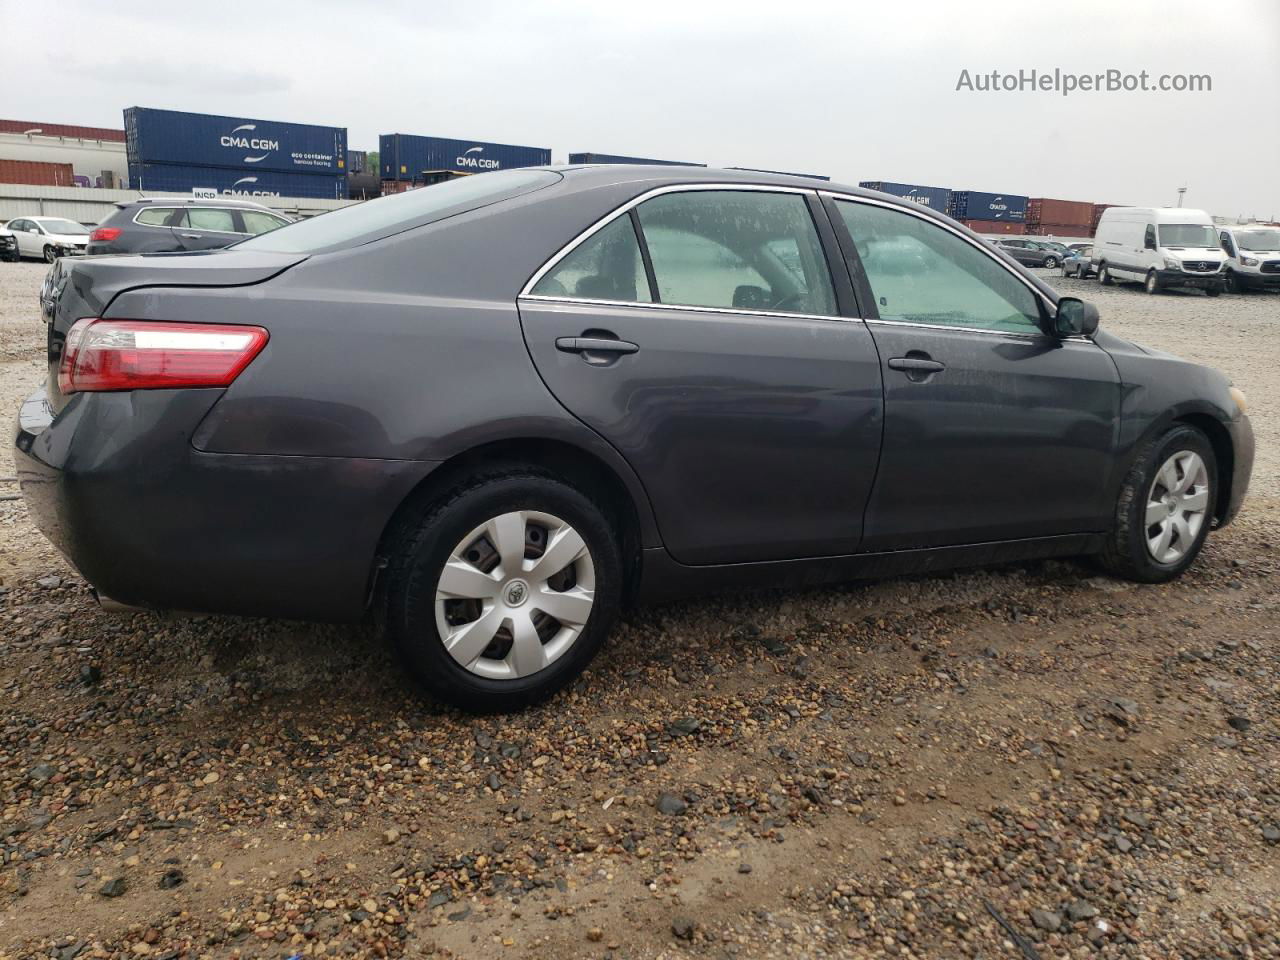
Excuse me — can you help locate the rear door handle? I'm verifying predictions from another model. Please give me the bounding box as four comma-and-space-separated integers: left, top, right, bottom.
555, 337, 639, 355
887, 357, 945, 373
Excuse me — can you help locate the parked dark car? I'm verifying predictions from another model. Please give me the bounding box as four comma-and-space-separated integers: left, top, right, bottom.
16, 167, 1254, 712
0, 224, 18, 262
86, 198, 292, 255
1062, 244, 1096, 278
997, 237, 1062, 268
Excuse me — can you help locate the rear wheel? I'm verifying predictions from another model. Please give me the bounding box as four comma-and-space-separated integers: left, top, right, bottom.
1044, 255, 1058, 269
1098, 263, 1113, 285
1096, 425, 1216, 583
384, 470, 622, 712
1144, 270, 1161, 295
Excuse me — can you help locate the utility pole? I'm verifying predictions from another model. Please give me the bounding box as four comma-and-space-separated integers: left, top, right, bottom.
1176, 186, 1187, 208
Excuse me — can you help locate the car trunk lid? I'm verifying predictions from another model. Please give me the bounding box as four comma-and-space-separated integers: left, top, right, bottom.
42, 248, 306, 411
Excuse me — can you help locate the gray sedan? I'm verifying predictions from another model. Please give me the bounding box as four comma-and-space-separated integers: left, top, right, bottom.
16, 166, 1254, 712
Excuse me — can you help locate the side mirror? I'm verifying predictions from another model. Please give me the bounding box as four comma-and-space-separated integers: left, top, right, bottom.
1054, 297, 1099, 337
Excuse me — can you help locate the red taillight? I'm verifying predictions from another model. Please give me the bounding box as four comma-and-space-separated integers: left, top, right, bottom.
89, 227, 122, 243
58, 319, 269, 394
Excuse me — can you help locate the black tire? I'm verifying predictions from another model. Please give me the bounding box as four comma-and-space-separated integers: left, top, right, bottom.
43, 245, 57, 264
1044, 255, 1058, 269
1144, 270, 1161, 295
1098, 263, 1113, 285
1225, 272, 1248, 294
383, 469, 623, 713
1205, 284, 1222, 298
1095, 425, 1217, 583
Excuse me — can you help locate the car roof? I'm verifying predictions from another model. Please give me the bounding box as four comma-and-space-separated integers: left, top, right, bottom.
118, 196, 275, 211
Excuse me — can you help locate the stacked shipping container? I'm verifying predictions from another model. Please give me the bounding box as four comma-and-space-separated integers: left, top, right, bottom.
1025, 197, 1093, 237
125, 107, 348, 199
380, 134, 550, 186
0, 159, 76, 187
568, 152, 704, 166
858, 181, 950, 212
947, 190, 1028, 225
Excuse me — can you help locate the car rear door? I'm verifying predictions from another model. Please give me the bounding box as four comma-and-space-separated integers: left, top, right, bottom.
174, 206, 242, 251
827, 195, 1120, 550
518, 185, 883, 565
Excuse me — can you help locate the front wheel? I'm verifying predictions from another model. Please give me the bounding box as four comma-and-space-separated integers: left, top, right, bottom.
383, 470, 623, 712
1096, 425, 1216, 583
1205, 284, 1222, 298
1144, 270, 1161, 295
43, 245, 58, 264
1098, 263, 1113, 285
1225, 272, 1248, 294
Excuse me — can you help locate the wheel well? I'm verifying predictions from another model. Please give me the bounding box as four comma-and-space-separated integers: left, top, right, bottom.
370, 438, 644, 610
1177, 413, 1234, 523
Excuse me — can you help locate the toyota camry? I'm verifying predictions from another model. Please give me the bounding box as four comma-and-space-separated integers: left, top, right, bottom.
15, 166, 1254, 712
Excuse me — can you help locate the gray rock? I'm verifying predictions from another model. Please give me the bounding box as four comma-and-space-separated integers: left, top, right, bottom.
656, 792, 688, 816
670, 717, 701, 737
158, 869, 184, 889
737, 863, 752, 874
1030, 909, 1062, 933
1113, 834, 1133, 853
1227, 715, 1251, 732
1263, 825, 1280, 844
671, 916, 695, 940
1066, 899, 1098, 921
99, 877, 126, 898
28, 763, 56, 783
427, 889, 452, 909
486, 773, 502, 791
36, 576, 62, 589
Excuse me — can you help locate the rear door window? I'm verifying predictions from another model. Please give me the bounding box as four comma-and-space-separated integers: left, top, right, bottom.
187, 208, 238, 232
635, 190, 836, 315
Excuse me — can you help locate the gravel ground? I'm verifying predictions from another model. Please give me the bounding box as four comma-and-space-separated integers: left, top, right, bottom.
0, 260, 1277, 959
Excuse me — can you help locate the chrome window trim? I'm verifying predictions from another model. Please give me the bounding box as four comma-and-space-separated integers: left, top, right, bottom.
519, 182, 833, 319
520, 293, 850, 324
865, 316, 1091, 343
818, 190, 1059, 316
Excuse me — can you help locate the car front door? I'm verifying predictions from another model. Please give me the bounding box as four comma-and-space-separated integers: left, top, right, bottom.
828, 196, 1120, 550
519, 186, 883, 564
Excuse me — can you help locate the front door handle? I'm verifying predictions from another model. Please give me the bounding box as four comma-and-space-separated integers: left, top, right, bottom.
888, 354, 945, 383
555, 337, 639, 355
888, 357, 945, 373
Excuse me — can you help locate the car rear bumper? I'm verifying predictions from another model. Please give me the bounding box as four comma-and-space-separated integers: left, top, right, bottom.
14, 387, 436, 622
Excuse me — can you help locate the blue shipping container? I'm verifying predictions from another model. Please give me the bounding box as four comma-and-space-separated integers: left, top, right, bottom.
129, 163, 348, 200
858, 181, 950, 211
125, 107, 347, 176
726, 166, 829, 181
947, 190, 1028, 222
380, 134, 550, 180
567, 152, 705, 167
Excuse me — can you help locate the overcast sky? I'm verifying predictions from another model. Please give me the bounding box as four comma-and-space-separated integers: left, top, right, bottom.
3, 0, 1277, 218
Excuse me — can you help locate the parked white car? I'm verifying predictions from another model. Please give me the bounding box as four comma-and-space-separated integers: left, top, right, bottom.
1092, 207, 1225, 296
1218, 224, 1280, 293
4, 216, 91, 262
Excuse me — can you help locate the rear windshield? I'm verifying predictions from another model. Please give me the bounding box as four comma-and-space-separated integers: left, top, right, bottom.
235, 169, 562, 254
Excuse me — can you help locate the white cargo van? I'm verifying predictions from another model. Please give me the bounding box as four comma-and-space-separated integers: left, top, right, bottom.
1217, 223, 1280, 293
1092, 207, 1225, 296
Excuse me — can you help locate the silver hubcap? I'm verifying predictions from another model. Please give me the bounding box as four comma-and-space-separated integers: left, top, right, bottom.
434, 510, 595, 680
1145, 451, 1209, 564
